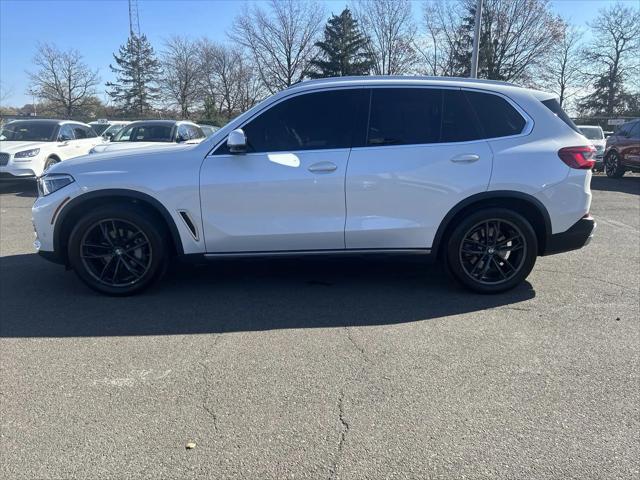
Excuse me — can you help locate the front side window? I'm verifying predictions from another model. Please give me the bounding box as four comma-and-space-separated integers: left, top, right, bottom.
366, 88, 482, 146
630, 121, 640, 139
218, 89, 367, 154
58, 124, 75, 141
187, 125, 205, 139
72, 125, 88, 139
0, 122, 57, 142
468, 91, 528, 138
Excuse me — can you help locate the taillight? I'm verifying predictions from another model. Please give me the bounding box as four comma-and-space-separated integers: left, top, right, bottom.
558, 145, 596, 169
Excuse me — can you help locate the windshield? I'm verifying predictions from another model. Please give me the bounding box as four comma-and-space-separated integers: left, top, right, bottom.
0, 122, 57, 142
113, 124, 174, 142
91, 123, 110, 135
578, 127, 604, 140
102, 124, 127, 137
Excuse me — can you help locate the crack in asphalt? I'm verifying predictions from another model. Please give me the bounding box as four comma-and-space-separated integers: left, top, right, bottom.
199, 333, 223, 434
328, 327, 370, 479
329, 389, 350, 480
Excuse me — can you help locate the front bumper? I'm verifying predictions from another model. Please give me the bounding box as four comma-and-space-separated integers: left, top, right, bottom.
0, 160, 39, 178
542, 215, 596, 256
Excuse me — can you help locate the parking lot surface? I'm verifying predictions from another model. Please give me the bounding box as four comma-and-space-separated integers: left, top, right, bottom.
1, 175, 639, 479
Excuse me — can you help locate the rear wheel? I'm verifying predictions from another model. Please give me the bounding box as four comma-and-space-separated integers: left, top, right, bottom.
605, 151, 625, 178
67, 205, 168, 295
446, 208, 538, 293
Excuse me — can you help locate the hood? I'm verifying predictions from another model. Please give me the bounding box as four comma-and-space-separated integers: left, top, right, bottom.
0, 141, 49, 153
47, 143, 200, 175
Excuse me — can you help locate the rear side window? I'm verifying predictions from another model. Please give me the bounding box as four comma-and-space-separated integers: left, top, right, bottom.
540, 98, 580, 134
465, 91, 527, 138
366, 88, 482, 146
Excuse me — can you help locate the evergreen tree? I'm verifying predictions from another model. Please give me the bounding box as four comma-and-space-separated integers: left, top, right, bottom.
309, 8, 373, 78
106, 34, 161, 117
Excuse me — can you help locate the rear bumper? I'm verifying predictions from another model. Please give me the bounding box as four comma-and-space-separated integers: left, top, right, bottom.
542, 216, 596, 256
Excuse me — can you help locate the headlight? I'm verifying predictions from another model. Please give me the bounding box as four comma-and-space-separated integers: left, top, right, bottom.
14, 148, 40, 160
37, 174, 75, 196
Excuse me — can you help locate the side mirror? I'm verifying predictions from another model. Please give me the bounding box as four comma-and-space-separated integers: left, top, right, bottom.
227, 128, 247, 154
103, 132, 114, 141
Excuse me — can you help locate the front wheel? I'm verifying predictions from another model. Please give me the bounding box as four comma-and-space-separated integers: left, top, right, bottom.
605, 151, 625, 178
43, 157, 59, 172
446, 208, 538, 293
67, 205, 169, 295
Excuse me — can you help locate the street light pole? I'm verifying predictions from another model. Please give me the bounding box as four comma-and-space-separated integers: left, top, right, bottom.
470, 0, 483, 78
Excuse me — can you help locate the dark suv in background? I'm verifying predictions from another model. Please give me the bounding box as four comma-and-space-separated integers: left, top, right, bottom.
604, 119, 640, 178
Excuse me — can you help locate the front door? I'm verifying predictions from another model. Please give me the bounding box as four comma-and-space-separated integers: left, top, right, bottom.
200, 88, 368, 253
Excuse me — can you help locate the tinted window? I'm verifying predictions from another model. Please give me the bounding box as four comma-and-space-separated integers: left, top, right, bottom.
466, 91, 528, 137
58, 124, 75, 141
368, 88, 441, 146
441, 89, 483, 142
540, 98, 579, 134
366, 88, 482, 146
0, 122, 57, 141
73, 125, 96, 140
630, 121, 640, 139
177, 125, 189, 142
219, 89, 367, 154
186, 124, 204, 139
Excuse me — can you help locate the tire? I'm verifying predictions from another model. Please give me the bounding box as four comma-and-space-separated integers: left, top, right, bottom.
67, 204, 169, 295
605, 151, 625, 178
43, 156, 59, 172
445, 208, 538, 294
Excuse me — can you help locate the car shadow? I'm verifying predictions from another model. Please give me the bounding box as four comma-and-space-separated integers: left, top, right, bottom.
0, 179, 37, 198
0, 253, 535, 338
591, 174, 640, 195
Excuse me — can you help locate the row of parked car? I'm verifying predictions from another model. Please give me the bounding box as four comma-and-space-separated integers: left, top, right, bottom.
0, 118, 219, 179
576, 121, 640, 177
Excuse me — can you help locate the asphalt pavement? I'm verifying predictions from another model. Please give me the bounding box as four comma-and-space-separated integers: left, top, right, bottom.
1, 174, 638, 479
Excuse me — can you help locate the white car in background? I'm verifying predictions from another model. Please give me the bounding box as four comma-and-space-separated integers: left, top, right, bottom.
0, 119, 103, 179
577, 125, 606, 170
100, 121, 130, 141
89, 120, 205, 154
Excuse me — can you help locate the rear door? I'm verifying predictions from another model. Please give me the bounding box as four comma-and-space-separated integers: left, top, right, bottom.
345, 87, 493, 249
621, 121, 640, 167
200, 88, 368, 253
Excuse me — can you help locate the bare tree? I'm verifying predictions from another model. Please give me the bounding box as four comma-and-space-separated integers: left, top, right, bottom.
0, 82, 14, 107
543, 23, 585, 108
160, 36, 202, 119
418, 1, 466, 76
354, 0, 417, 75
199, 40, 265, 121
27, 43, 100, 118
418, 0, 563, 84
230, 0, 324, 93
578, 2, 640, 116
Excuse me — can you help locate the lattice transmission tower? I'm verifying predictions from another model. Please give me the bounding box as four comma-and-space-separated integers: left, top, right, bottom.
128, 0, 141, 37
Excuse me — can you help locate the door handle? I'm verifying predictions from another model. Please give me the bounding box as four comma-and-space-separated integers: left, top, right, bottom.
308, 161, 338, 173
450, 153, 480, 163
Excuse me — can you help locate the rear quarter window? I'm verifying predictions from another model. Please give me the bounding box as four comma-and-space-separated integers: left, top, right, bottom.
540, 98, 581, 134
464, 90, 527, 138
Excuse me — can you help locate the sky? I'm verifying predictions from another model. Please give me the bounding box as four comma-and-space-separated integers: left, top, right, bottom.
0, 0, 632, 106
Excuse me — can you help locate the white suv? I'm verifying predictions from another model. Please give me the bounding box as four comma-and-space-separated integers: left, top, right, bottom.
32, 77, 596, 295
1, 119, 103, 178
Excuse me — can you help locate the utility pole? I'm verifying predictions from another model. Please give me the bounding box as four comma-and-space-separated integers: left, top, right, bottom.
470, 0, 483, 78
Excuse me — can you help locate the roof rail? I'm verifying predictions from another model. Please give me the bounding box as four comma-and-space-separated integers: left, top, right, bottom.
288, 75, 518, 89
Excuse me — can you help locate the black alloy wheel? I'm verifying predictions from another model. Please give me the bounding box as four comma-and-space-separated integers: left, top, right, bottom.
68, 205, 168, 295
80, 219, 153, 288
446, 208, 538, 293
605, 151, 625, 178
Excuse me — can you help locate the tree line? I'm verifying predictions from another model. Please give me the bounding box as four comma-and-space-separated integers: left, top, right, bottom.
8, 0, 639, 124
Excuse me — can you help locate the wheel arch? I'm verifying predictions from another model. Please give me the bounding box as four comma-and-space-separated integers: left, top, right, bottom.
431, 191, 552, 257
54, 189, 184, 264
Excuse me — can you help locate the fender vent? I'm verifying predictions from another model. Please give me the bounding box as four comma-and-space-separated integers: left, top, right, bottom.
178, 210, 199, 241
